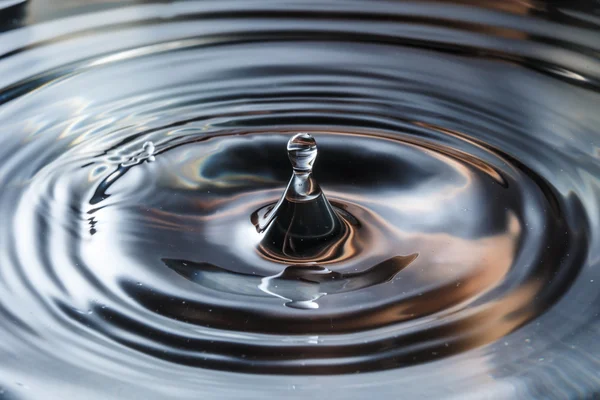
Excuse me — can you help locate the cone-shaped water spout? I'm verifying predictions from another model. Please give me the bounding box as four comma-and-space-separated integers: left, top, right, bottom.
256, 133, 346, 261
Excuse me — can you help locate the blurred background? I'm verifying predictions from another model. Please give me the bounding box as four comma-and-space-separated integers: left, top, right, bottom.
2, 0, 600, 30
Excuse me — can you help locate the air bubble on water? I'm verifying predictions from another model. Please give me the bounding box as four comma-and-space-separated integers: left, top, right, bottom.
122, 142, 156, 167
142, 141, 156, 162
143, 141, 155, 153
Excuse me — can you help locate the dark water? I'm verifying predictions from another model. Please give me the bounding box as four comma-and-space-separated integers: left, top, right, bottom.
1, 1, 600, 398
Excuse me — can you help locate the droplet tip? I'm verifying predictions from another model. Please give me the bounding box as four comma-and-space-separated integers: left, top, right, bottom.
287, 133, 318, 172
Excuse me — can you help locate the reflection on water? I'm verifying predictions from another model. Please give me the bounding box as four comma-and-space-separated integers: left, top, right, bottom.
165, 254, 418, 310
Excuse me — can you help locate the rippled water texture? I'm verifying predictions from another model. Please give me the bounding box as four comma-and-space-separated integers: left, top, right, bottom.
1, 1, 600, 399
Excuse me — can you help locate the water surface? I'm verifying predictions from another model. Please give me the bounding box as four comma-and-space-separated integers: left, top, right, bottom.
0, 1, 600, 398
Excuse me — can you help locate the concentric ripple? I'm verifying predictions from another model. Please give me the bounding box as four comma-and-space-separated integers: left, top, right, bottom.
0, 1, 599, 399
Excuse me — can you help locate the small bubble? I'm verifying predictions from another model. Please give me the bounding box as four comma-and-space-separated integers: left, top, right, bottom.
136, 141, 156, 163
143, 141, 155, 155
136, 282, 143, 286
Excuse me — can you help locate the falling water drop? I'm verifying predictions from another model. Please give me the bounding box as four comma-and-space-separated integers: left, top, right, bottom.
287, 133, 318, 173
256, 133, 346, 260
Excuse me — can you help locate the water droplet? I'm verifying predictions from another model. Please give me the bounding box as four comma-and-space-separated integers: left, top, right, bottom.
287, 133, 317, 173
253, 133, 347, 260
